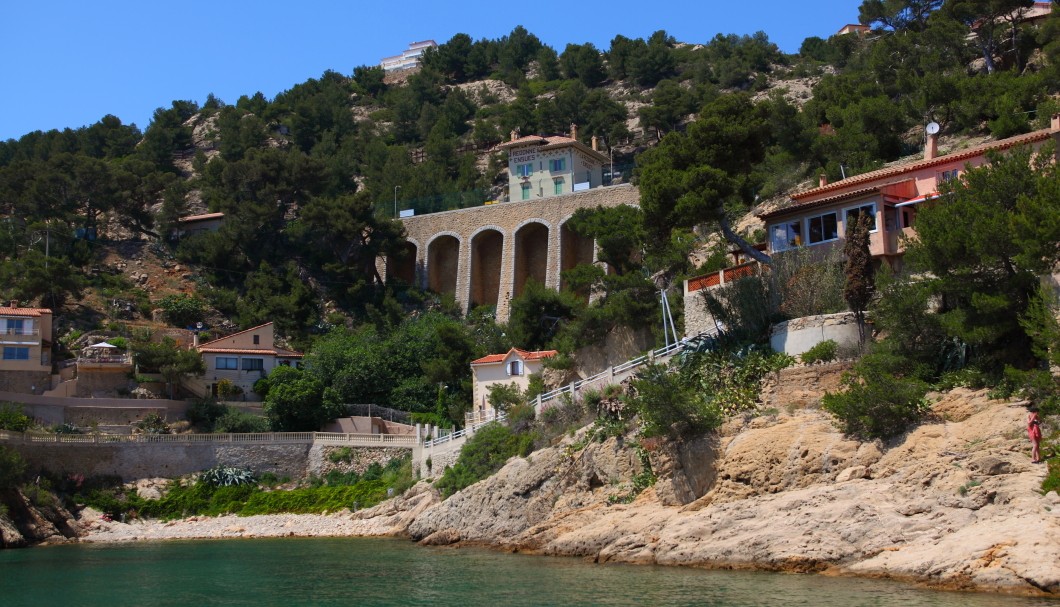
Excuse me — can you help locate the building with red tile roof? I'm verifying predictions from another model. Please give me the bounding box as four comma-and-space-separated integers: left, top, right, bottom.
469, 347, 557, 424
190, 322, 303, 400
0, 305, 53, 390
494, 125, 610, 202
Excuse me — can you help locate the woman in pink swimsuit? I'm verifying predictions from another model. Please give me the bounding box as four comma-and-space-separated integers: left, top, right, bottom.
1027, 407, 1042, 464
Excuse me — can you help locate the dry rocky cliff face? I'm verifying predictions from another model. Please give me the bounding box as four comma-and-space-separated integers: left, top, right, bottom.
402, 387, 1060, 596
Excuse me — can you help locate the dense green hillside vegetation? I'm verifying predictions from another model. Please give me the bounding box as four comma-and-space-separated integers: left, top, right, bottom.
0, 0, 1057, 428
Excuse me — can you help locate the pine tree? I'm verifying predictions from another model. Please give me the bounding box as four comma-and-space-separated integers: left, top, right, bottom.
844, 212, 876, 346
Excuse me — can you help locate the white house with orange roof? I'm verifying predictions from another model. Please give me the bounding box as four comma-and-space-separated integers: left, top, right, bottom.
684, 115, 1060, 336
191, 322, 303, 400
493, 125, 610, 202
0, 304, 53, 393
468, 347, 557, 424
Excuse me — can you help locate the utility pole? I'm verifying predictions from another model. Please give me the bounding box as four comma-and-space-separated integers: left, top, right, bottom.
393, 185, 401, 218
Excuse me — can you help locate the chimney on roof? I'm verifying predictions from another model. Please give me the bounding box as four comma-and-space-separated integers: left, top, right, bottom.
570, 123, 578, 140
925, 131, 939, 161
591, 135, 599, 151
510, 128, 519, 142
1052, 113, 1060, 132
819, 173, 828, 187
8, 300, 17, 308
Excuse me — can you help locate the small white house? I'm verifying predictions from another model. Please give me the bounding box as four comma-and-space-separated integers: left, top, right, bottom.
468, 347, 556, 424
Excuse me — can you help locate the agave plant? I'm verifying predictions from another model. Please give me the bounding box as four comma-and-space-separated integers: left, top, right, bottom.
199, 466, 257, 487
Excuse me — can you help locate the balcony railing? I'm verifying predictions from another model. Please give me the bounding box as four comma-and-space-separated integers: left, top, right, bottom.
685, 261, 761, 294
77, 353, 133, 366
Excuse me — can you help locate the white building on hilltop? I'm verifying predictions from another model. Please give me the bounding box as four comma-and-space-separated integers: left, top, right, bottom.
380, 40, 437, 72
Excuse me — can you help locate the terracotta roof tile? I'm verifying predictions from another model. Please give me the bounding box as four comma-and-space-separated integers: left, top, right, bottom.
197, 322, 274, 348
471, 348, 558, 365
0, 307, 52, 317
493, 134, 609, 162
790, 129, 1052, 201
758, 127, 1055, 221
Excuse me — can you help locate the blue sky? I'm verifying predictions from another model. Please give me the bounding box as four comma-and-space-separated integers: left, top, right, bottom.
1, 0, 859, 141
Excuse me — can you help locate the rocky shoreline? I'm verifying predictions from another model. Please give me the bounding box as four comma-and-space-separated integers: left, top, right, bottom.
33, 388, 1060, 597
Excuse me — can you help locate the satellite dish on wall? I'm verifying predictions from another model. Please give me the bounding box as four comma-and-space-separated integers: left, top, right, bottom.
926, 122, 940, 135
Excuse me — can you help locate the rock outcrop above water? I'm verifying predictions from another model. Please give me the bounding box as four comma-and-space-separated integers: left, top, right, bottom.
406, 388, 1060, 596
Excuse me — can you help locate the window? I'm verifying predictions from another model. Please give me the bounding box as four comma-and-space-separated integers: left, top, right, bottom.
2, 347, 28, 360
216, 357, 238, 370
508, 360, 523, 376
553, 178, 565, 195
242, 358, 264, 371
939, 168, 959, 182
521, 183, 531, 200
252, 335, 260, 345
549, 158, 566, 172
844, 203, 877, 234
515, 163, 533, 178
770, 220, 802, 252
807, 212, 839, 245
4, 319, 25, 335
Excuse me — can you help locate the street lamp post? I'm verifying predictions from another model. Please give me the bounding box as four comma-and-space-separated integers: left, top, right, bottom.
393, 185, 401, 218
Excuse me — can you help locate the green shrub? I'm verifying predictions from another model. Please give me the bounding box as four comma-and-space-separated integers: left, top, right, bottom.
435, 423, 534, 498
627, 363, 723, 438
800, 340, 838, 364
0, 446, 27, 489
186, 398, 226, 430
0, 403, 31, 432
821, 353, 931, 440
133, 413, 170, 435
212, 410, 270, 433
327, 447, 354, 464
157, 294, 206, 327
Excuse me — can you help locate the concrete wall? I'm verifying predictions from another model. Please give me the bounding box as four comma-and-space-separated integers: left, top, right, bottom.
395, 184, 639, 321
769, 312, 863, 357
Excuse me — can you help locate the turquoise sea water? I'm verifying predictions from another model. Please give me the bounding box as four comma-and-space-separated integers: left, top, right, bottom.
0, 537, 1053, 607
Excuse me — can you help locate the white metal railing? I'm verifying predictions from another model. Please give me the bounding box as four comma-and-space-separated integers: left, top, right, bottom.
534, 327, 718, 408
424, 328, 719, 451
0, 429, 417, 447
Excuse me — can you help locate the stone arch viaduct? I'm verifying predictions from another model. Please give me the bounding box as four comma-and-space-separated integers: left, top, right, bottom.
385, 184, 639, 322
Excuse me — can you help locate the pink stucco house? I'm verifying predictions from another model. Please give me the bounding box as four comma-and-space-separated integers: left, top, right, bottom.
684, 114, 1060, 334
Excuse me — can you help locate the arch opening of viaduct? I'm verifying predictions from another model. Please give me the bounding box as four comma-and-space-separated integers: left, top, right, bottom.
385, 184, 639, 322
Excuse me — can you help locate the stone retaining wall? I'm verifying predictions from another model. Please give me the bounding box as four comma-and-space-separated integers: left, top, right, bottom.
308, 445, 413, 477
0, 370, 51, 395
12, 443, 313, 482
